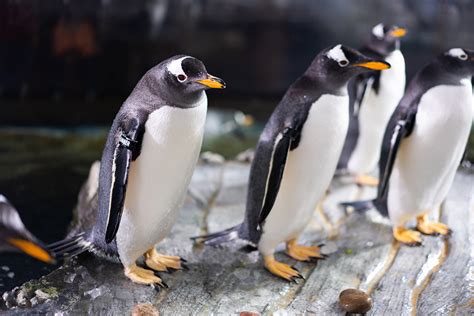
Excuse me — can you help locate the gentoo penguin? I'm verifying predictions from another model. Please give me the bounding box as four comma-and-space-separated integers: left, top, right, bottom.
194, 45, 390, 281
48, 55, 225, 287
0, 194, 55, 263
337, 24, 407, 186
341, 48, 474, 245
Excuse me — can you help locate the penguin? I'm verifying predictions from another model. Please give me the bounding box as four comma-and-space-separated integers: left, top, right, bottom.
0, 194, 55, 263
193, 45, 390, 281
48, 55, 225, 287
337, 24, 407, 186
341, 48, 474, 245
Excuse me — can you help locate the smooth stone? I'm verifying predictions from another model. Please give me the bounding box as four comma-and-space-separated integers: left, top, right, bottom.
339, 288, 372, 314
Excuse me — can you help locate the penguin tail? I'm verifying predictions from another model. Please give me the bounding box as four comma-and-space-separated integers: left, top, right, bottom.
339, 199, 374, 214
47, 232, 90, 259
191, 225, 241, 246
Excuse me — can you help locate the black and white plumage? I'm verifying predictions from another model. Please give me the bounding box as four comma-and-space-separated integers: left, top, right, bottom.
194, 45, 390, 280
48, 55, 225, 286
338, 24, 407, 182
342, 48, 474, 245
0, 195, 55, 263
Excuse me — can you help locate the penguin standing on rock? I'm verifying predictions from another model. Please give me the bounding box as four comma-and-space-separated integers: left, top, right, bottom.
342, 48, 474, 245
194, 45, 390, 281
0, 194, 55, 263
337, 24, 407, 186
48, 55, 225, 287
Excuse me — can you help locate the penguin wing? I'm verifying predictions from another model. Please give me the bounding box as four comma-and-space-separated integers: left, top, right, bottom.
378, 106, 417, 199
257, 127, 295, 225
350, 71, 378, 116
104, 117, 143, 243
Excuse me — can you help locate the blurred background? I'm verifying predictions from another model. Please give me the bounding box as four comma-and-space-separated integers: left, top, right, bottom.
0, 0, 473, 291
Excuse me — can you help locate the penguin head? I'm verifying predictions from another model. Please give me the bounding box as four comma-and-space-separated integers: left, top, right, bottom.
440, 48, 474, 77
0, 196, 55, 264
143, 55, 225, 107
310, 44, 390, 88
368, 23, 407, 55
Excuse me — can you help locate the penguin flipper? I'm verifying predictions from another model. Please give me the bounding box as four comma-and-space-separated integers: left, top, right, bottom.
258, 127, 294, 225
378, 106, 417, 199
104, 118, 143, 244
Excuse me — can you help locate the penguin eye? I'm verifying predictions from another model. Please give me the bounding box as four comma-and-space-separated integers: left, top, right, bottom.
177, 74, 187, 82
339, 60, 349, 67
459, 54, 468, 61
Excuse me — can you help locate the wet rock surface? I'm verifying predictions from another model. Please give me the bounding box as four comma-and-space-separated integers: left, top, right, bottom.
0, 160, 472, 315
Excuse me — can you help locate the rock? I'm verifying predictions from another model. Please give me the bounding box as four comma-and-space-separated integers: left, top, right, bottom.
200, 152, 226, 164
239, 311, 260, 316
132, 303, 160, 316
0, 163, 472, 315
235, 149, 255, 162
339, 288, 372, 314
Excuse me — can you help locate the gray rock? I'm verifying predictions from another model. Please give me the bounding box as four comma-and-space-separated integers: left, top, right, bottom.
0, 162, 472, 315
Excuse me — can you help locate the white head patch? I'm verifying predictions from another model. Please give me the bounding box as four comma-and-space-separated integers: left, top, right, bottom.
372, 23, 385, 39
166, 56, 189, 76
0, 194, 6, 203
326, 44, 349, 64
446, 48, 466, 58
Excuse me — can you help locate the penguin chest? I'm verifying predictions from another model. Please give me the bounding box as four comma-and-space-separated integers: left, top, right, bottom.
116, 95, 207, 264
261, 94, 349, 245
388, 82, 473, 220
349, 50, 406, 173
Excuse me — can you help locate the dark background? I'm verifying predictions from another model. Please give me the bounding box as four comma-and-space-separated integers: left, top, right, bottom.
1, 0, 473, 125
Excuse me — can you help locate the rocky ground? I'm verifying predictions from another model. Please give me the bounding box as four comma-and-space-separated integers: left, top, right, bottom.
0, 158, 473, 315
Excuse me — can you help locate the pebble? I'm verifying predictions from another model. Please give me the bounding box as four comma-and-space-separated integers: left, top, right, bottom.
239, 312, 260, 316
132, 303, 159, 316
339, 288, 372, 314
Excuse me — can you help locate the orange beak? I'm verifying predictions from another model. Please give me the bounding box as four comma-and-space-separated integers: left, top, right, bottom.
391, 28, 407, 38
8, 238, 55, 264
354, 61, 391, 70
196, 74, 226, 89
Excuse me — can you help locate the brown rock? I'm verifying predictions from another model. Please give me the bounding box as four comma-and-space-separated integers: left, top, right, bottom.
339, 288, 372, 314
132, 303, 159, 316
239, 312, 260, 316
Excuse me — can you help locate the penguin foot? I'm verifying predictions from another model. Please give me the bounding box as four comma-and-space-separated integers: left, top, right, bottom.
416, 215, 451, 236
393, 227, 422, 246
124, 263, 167, 288
263, 255, 303, 282
145, 247, 186, 272
355, 174, 379, 187
286, 239, 327, 262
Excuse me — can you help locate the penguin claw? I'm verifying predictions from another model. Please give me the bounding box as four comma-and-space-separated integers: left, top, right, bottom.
180, 258, 188, 263
161, 280, 169, 289
286, 241, 326, 262
145, 248, 187, 272
181, 263, 189, 271
152, 284, 161, 292
263, 255, 302, 282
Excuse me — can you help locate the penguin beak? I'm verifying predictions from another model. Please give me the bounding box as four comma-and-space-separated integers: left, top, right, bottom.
196, 74, 226, 89
7, 238, 56, 264
354, 60, 391, 70
390, 27, 407, 38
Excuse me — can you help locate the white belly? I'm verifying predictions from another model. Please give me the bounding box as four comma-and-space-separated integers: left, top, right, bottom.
116, 93, 207, 265
348, 50, 406, 174
259, 94, 349, 255
388, 81, 473, 225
